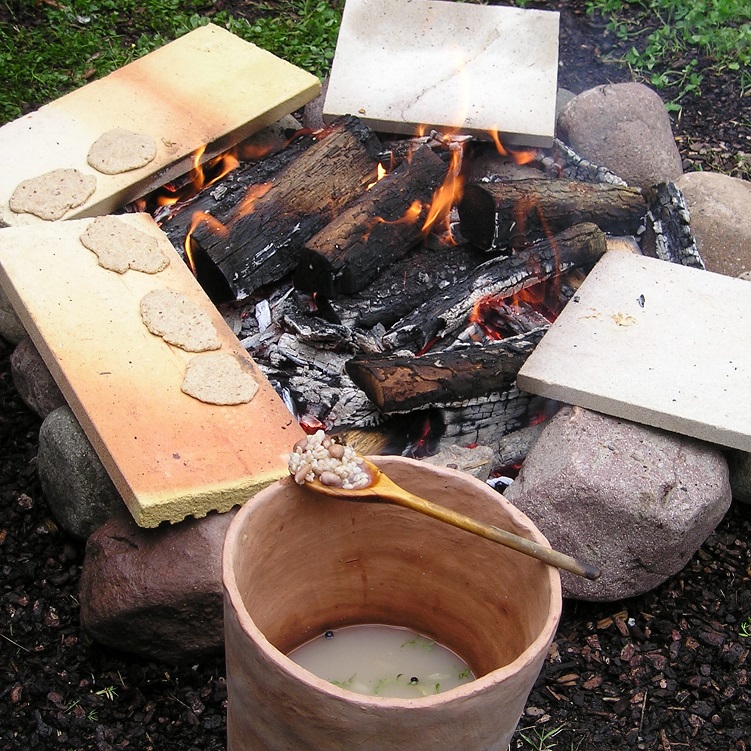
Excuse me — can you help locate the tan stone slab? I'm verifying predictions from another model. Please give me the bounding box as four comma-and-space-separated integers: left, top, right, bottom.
0, 24, 320, 227
323, 0, 559, 147
517, 251, 751, 451
0, 215, 304, 526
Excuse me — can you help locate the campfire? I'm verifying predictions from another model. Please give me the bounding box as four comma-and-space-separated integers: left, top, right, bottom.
131, 113, 701, 467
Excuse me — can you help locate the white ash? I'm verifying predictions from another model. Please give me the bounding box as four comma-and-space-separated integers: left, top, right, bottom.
288, 430, 371, 489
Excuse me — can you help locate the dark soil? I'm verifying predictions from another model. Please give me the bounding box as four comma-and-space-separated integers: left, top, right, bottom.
2, 1, 750, 750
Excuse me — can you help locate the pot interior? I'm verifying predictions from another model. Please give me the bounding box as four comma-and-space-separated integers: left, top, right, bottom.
228, 456, 559, 679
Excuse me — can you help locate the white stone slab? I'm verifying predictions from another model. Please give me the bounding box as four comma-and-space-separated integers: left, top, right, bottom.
517, 251, 751, 451
323, 0, 559, 147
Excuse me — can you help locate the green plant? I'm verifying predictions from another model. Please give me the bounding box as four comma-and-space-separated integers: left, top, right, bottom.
95, 685, 118, 700
230, 0, 343, 80
585, 0, 751, 106
740, 615, 751, 638
516, 724, 583, 751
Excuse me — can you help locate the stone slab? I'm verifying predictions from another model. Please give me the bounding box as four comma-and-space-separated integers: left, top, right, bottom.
0, 215, 304, 526
517, 251, 751, 451
323, 0, 559, 147
0, 24, 320, 228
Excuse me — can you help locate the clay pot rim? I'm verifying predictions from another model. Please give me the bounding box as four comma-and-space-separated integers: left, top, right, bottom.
223, 456, 562, 707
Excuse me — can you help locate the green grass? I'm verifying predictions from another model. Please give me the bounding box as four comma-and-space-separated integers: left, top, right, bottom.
515, 723, 583, 751
0, 0, 343, 124
585, 0, 751, 110
3, 0, 748, 123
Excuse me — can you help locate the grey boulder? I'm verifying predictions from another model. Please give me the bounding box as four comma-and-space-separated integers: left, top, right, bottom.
37, 406, 123, 539
504, 406, 731, 601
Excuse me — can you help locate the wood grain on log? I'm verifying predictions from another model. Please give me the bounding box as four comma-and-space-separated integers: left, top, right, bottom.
191, 115, 382, 298
384, 222, 608, 352
458, 178, 646, 251
346, 328, 545, 413
295, 145, 449, 296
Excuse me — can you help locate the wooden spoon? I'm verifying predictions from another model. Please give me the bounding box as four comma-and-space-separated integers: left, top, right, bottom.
304, 459, 601, 581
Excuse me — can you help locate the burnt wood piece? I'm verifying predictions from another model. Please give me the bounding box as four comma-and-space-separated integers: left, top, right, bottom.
190, 115, 383, 298
327, 242, 489, 330
295, 145, 449, 296
643, 181, 705, 269
383, 222, 608, 353
346, 328, 545, 414
458, 178, 646, 251
160, 133, 317, 249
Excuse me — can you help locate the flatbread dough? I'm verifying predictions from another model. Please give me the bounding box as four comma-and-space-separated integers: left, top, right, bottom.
140, 288, 221, 352
80, 215, 170, 274
9, 168, 97, 221
87, 129, 157, 174
181, 352, 259, 405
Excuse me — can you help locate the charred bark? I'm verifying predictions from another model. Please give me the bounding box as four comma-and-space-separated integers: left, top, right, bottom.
383, 222, 607, 352
190, 116, 383, 298
159, 132, 317, 248
642, 181, 705, 269
458, 178, 646, 251
295, 145, 449, 296
327, 242, 489, 330
346, 328, 545, 413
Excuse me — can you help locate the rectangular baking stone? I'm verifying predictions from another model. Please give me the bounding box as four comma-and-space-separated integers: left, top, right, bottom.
517, 251, 751, 451
323, 0, 559, 147
0, 215, 304, 526
0, 24, 320, 228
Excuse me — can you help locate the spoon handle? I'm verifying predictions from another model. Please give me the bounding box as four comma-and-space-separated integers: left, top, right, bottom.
384, 489, 601, 581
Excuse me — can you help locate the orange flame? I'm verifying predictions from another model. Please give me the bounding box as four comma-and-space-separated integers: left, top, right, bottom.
367, 163, 388, 190
184, 211, 229, 276
422, 147, 464, 240
235, 182, 273, 219
489, 131, 538, 165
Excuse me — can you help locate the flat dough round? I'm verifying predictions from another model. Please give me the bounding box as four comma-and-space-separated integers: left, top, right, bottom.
9, 168, 97, 221
181, 352, 259, 405
140, 288, 221, 352
87, 129, 157, 174
80, 215, 170, 274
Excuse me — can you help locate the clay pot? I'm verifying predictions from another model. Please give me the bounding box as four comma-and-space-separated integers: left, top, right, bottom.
223, 456, 562, 751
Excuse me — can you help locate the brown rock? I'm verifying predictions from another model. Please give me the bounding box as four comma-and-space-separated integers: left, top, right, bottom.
557, 82, 683, 189
79, 507, 237, 662
10, 337, 65, 418
675, 171, 751, 277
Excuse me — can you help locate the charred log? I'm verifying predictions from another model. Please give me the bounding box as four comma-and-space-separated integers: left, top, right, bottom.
384, 222, 607, 352
295, 145, 449, 296
346, 328, 545, 413
458, 178, 646, 251
642, 181, 705, 269
159, 132, 317, 247
190, 116, 383, 298
327, 242, 489, 330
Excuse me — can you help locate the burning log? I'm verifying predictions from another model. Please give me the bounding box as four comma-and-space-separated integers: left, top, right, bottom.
295, 145, 449, 296
345, 328, 545, 413
190, 115, 382, 298
160, 132, 317, 247
327, 241, 489, 330
384, 222, 608, 352
457, 178, 646, 251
